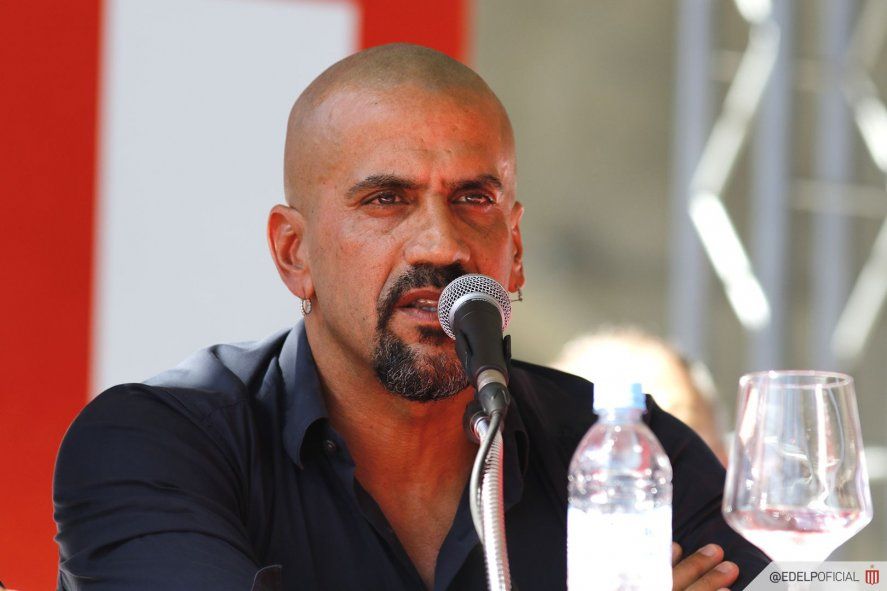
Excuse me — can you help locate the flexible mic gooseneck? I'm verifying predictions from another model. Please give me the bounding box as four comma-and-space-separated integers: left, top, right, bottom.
437, 274, 512, 416
439, 274, 515, 591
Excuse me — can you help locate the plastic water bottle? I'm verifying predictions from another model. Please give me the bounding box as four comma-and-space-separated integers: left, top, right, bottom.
567, 383, 673, 590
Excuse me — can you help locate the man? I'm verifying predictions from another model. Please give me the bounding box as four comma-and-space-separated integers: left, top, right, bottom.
54, 44, 768, 590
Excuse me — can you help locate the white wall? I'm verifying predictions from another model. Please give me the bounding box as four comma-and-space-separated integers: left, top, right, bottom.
94, 0, 357, 392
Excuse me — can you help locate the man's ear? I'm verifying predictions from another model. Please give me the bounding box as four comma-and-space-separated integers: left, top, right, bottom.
508, 201, 525, 292
268, 204, 313, 300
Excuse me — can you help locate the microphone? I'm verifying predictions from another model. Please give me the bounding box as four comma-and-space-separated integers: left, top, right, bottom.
438, 274, 512, 416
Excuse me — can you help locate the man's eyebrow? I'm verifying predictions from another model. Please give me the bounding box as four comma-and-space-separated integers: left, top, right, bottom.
345, 173, 504, 199
449, 174, 504, 193
346, 174, 418, 199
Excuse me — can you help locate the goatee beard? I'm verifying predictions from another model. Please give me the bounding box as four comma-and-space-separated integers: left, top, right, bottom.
371, 263, 469, 402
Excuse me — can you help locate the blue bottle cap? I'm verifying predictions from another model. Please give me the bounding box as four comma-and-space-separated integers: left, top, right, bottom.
593, 382, 645, 412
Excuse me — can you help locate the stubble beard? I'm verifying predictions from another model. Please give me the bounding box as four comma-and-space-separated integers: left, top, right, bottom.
371, 264, 469, 403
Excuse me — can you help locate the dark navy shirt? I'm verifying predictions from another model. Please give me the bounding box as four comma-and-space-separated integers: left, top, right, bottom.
54, 323, 768, 590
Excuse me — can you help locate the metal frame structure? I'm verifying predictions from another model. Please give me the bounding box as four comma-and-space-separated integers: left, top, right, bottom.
670, 0, 887, 370
831, 0, 887, 367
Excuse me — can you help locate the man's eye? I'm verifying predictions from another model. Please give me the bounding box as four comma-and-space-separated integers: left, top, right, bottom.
457, 193, 495, 206
367, 192, 403, 205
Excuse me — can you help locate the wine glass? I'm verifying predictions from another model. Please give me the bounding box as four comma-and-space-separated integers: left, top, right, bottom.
722, 370, 873, 565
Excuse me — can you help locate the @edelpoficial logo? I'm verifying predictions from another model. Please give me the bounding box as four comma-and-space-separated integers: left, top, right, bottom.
756, 563, 886, 588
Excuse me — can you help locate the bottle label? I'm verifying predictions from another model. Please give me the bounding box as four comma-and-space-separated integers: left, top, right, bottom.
567, 505, 672, 591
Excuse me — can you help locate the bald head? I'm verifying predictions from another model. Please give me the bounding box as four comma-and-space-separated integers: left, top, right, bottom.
283, 43, 513, 209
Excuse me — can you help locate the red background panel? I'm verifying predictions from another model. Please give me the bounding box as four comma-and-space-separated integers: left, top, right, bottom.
0, 2, 102, 590
0, 0, 466, 588
358, 0, 468, 62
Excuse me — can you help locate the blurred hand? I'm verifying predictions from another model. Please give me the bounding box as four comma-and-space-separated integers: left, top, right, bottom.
672, 542, 738, 591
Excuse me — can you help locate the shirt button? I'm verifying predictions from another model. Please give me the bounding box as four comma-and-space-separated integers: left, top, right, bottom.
323, 439, 338, 455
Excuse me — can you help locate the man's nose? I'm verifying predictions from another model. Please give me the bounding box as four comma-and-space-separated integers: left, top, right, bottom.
403, 201, 470, 267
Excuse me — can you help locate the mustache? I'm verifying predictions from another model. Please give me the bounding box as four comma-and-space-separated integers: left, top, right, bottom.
376, 263, 468, 331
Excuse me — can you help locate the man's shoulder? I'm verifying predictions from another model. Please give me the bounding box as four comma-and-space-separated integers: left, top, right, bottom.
144, 328, 293, 398
72, 327, 298, 444
509, 359, 596, 437
509, 359, 705, 448
101, 326, 297, 421
511, 360, 594, 408
511, 359, 594, 396
58, 328, 302, 493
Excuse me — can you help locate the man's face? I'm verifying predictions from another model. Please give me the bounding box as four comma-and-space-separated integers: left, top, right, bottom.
298, 84, 523, 401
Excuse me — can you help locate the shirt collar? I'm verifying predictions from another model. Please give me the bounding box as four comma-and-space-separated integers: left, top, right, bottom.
279, 321, 328, 468
501, 394, 529, 508
277, 321, 529, 484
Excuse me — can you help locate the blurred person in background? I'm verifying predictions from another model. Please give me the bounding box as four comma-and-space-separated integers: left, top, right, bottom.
554, 326, 729, 465
52, 44, 767, 590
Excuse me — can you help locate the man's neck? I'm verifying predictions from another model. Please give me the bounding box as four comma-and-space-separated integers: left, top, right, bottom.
306, 323, 478, 589
332, 389, 475, 474
304, 320, 477, 479
317, 358, 477, 484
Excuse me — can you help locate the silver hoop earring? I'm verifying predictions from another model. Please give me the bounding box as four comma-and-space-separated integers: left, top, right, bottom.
301, 297, 313, 316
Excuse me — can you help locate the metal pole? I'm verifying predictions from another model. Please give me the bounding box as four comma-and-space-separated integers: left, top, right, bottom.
749, 0, 793, 370
669, 0, 713, 361
830, 0, 887, 366
813, 0, 856, 369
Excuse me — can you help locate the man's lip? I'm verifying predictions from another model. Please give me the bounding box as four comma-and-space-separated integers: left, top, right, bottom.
394, 288, 443, 309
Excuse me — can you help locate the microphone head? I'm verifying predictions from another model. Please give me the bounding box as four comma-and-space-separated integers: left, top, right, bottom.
437, 274, 512, 340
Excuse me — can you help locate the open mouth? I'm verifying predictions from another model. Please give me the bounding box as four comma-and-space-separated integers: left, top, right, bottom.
406, 298, 438, 313
395, 289, 442, 318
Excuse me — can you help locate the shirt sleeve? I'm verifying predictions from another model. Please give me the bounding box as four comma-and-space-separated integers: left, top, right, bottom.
53, 384, 264, 591
647, 397, 771, 590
